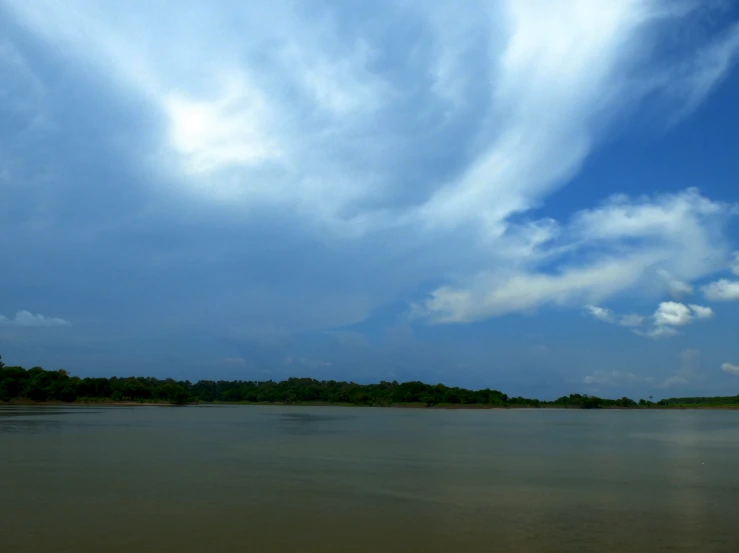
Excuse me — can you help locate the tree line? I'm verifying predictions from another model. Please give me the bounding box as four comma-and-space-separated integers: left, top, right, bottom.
1, 356, 734, 407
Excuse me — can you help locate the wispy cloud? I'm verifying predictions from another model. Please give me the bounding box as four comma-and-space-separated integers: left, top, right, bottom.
658, 270, 694, 298
585, 305, 644, 327
722, 362, 739, 376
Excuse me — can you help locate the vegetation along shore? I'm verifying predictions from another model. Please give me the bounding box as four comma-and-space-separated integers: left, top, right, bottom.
1, 356, 738, 409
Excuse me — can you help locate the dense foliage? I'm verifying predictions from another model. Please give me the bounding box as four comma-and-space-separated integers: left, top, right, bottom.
0, 360, 530, 406
3, 356, 730, 407
552, 394, 638, 409
0, 357, 192, 404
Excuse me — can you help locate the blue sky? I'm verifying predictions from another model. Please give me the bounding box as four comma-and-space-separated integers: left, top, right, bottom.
1, 0, 739, 399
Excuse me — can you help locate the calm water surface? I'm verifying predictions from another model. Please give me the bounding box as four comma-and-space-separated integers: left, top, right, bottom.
1, 405, 738, 552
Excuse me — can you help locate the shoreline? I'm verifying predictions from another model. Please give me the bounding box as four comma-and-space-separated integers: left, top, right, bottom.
3, 399, 739, 410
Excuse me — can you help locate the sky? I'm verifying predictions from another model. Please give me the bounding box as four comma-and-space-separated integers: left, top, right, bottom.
1, 0, 739, 400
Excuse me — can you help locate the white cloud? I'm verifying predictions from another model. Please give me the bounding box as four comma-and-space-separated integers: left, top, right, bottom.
630, 301, 713, 339
702, 279, 739, 301
417, 189, 735, 323
6, 1, 737, 225
163, 75, 281, 174
585, 305, 644, 327
0, 310, 70, 327
722, 363, 739, 376
585, 305, 615, 323
732, 252, 739, 276
653, 302, 693, 326
667, 21, 739, 122
688, 304, 713, 319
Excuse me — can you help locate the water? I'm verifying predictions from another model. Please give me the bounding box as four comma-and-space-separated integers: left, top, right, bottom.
1, 405, 738, 552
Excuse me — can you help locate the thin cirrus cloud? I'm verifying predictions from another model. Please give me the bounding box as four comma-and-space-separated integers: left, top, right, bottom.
0, 0, 738, 386
0, 311, 70, 327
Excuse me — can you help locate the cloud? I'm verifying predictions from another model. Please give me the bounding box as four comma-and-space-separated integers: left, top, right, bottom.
585, 305, 615, 324
653, 302, 693, 326
585, 305, 644, 327
163, 77, 281, 174
4, 0, 738, 227
688, 304, 713, 319
667, 20, 739, 122
636, 325, 679, 340
618, 314, 645, 327
658, 270, 694, 298
702, 279, 739, 301
732, 252, 739, 276
631, 302, 713, 339
0, 310, 70, 327
722, 363, 739, 376
417, 189, 735, 323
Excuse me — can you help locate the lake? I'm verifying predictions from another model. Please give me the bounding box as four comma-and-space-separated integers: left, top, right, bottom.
1, 405, 738, 552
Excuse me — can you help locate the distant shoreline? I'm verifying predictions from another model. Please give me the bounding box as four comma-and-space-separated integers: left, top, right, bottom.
3, 399, 739, 410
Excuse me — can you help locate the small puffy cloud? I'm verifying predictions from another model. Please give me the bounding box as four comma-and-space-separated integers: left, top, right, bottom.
0, 310, 70, 327
635, 302, 712, 339
584, 305, 615, 323
653, 302, 693, 327
722, 363, 739, 376
702, 279, 739, 301
688, 304, 713, 319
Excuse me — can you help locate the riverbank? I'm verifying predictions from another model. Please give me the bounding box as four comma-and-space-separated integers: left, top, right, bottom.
3, 399, 739, 409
